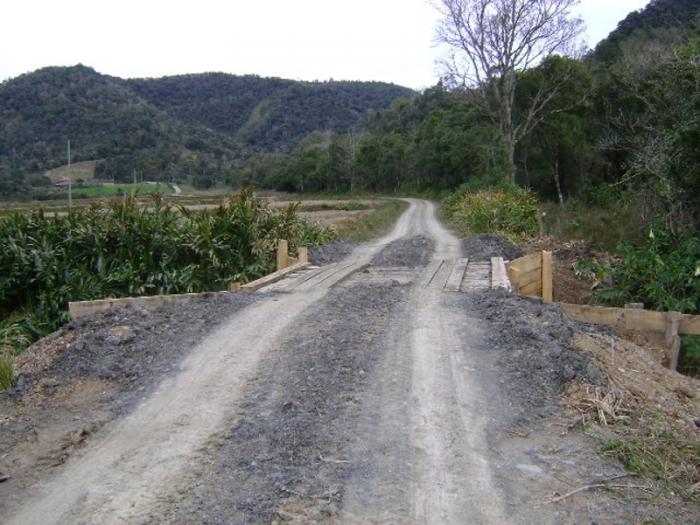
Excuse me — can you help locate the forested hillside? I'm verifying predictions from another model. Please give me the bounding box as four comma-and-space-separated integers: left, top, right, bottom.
127, 74, 413, 150
0, 66, 412, 197
594, 0, 700, 62
267, 0, 700, 233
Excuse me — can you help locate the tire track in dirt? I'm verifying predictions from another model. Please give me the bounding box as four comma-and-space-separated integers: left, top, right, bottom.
3, 200, 427, 525
166, 281, 411, 523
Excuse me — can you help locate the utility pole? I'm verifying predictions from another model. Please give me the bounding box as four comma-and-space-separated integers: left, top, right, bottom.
67, 139, 72, 209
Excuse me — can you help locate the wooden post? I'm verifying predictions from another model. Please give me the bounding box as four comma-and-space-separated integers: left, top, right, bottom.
665, 311, 682, 371
277, 239, 288, 271
541, 251, 553, 304
298, 246, 308, 264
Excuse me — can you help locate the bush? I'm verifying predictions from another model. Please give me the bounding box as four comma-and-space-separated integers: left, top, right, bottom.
442, 184, 540, 241
0, 189, 336, 349
590, 226, 700, 314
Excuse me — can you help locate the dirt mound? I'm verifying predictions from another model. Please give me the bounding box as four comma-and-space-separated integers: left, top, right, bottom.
467, 289, 604, 423
461, 234, 524, 261
9, 293, 258, 409
370, 236, 434, 267
0, 292, 259, 511
309, 240, 355, 265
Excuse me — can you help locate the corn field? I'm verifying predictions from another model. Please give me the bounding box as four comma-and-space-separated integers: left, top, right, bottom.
0, 189, 336, 352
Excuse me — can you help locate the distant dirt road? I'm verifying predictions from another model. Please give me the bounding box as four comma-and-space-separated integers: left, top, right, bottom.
6, 200, 693, 524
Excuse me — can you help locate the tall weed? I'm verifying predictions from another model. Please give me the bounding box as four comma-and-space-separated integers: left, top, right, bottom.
442, 184, 539, 241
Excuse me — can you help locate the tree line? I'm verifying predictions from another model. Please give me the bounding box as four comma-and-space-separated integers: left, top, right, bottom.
261, 0, 699, 233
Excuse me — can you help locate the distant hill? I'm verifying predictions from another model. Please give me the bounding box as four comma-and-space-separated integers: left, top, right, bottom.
0, 65, 239, 178
126, 74, 412, 150
593, 0, 700, 62
0, 65, 413, 195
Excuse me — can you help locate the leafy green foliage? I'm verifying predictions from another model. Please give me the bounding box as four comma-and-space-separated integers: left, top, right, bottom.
588, 226, 700, 314
593, 0, 700, 63
128, 74, 413, 151
263, 86, 508, 194
442, 184, 540, 241
0, 189, 336, 342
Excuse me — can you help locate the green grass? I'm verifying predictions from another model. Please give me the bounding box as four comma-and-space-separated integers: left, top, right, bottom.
442, 184, 540, 242
600, 417, 700, 500
301, 201, 370, 212
0, 321, 30, 392
336, 199, 408, 242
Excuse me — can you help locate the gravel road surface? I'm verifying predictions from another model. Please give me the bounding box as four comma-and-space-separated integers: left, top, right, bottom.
3, 199, 691, 524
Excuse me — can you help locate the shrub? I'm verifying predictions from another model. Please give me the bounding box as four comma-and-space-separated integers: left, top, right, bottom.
442, 184, 540, 241
575, 225, 700, 377
590, 226, 700, 314
0, 189, 336, 351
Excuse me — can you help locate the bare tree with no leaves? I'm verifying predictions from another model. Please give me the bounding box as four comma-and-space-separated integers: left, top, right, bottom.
435, 0, 585, 182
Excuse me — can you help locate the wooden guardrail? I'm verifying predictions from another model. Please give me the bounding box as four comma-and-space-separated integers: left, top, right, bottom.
504, 251, 700, 370
506, 251, 553, 303
560, 303, 700, 370
70, 239, 308, 318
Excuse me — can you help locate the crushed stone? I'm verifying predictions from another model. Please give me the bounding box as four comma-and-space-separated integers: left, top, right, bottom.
308, 240, 355, 265
169, 282, 409, 524
464, 289, 604, 424
461, 234, 524, 261
370, 236, 434, 267
7, 292, 260, 412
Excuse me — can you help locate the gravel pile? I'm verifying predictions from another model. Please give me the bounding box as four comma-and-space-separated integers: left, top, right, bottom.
309, 240, 356, 265
7, 292, 259, 413
370, 236, 434, 267
464, 289, 604, 422
461, 234, 524, 261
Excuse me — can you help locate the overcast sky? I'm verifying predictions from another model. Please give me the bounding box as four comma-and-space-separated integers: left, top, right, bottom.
1, 0, 649, 88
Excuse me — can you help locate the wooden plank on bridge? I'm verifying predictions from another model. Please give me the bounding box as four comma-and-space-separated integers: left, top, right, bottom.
490, 257, 512, 291
445, 258, 469, 292
242, 261, 310, 292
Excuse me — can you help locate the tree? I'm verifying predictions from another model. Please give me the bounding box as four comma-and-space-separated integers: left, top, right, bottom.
435, 0, 585, 181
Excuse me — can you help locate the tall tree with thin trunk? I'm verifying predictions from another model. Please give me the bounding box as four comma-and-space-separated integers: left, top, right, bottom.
435, 0, 585, 182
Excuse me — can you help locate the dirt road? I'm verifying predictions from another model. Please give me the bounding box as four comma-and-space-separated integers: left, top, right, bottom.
4, 199, 694, 524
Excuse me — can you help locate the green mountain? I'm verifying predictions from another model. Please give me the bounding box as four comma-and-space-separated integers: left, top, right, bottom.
0, 65, 413, 196
593, 0, 700, 62
126, 74, 412, 150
